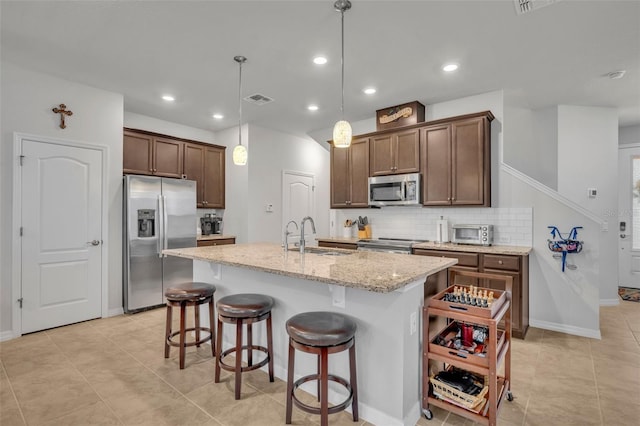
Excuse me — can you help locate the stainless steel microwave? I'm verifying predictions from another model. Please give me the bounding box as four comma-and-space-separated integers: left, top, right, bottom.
368, 173, 421, 206
452, 224, 494, 246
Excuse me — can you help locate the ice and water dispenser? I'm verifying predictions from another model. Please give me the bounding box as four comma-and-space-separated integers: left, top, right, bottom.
137, 209, 155, 237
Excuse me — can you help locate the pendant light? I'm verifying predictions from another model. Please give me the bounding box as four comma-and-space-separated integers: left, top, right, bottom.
233, 55, 248, 166
332, 0, 352, 148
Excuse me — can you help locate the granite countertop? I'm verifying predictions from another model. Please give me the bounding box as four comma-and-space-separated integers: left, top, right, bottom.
411, 241, 532, 255
316, 236, 531, 255
197, 234, 236, 241
163, 242, 457, 293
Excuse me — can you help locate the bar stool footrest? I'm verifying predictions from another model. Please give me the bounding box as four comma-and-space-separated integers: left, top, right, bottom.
291, 373, 354, 415
166, 327, 213, 348
218, 345, 270, 373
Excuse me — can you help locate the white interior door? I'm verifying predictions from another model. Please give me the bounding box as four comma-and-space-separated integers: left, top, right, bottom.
282, 171, 315, 247
21, 139, 103, 333
619, 145, 640, 288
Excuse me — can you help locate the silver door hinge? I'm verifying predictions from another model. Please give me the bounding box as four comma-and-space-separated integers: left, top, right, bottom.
20, 227, 23, 236
19, 155, 24, 166
17, 298, 23, 308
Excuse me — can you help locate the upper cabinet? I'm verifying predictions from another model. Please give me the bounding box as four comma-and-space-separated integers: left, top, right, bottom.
124, 128, 226, 208
420, 112, 493, 207
369, 128, 420, 176
331, 137, 370, 208
123, 130, 183, 178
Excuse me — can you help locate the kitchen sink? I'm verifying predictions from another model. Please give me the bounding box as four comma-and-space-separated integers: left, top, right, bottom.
288, 247, 352, 256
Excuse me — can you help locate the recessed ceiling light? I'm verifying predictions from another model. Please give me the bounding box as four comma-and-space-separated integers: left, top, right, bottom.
313, 56, 328, 65
212, 114, 224, 119
442, 63, 459, 72
162, 95, 175, 101
308, 105, 319, 111
363, 87, 377, 95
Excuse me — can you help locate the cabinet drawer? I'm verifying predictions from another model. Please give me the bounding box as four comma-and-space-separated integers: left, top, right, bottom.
197, 238, 235, 247
414, 249, 479, 267
318, 241, 358, 250
483, 254, 519, 271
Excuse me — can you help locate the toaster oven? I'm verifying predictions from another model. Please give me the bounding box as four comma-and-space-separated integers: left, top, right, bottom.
451, 224, 494, 246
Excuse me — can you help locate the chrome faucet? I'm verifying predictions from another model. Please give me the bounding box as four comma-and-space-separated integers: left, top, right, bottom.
283, 220, 298, 251
299, 216, 316, 254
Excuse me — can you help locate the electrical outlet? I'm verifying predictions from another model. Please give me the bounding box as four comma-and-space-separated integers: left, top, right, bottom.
265, 203, 273, 212
410, 312, 417, 335
587, 188, 597, 198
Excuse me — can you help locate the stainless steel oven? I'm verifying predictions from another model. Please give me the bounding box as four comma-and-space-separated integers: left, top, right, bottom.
357, 237, 428, 254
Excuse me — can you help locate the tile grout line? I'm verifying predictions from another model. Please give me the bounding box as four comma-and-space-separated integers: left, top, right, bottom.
0, 359, 28, 426
44, 324, 127, 426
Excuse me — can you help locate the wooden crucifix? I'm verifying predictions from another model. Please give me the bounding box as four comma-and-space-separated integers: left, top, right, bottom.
52, 104, 73, 129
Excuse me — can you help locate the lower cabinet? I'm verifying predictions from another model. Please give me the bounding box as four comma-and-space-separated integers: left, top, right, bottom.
197, 238, 235, 247
317, 241, 358, 250
413, 249, 529, 339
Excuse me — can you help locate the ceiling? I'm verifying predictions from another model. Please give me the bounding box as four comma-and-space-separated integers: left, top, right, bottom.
2, 0, 639, 139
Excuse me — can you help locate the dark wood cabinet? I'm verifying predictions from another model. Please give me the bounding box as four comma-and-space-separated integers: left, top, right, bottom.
124, 130, 184, 178
369, 128, 420, 176
124, 128, 226, 208
203, 146, 225, 209
197, 237, 235, 247
420, 112, 493, 206
412, 248, 529, 339
330, 137, 370, 208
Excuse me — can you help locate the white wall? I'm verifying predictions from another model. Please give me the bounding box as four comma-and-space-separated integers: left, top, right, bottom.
0, 62, 124, 335
124, 112, 216, 144
247, 124, 330, 243
557, 106, 619, 302
619, 124, 640, 145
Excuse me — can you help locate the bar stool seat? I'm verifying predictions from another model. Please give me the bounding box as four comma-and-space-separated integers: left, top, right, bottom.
285, 311, 358, 426
164, 282, 216, 369
215, 293, 275, 400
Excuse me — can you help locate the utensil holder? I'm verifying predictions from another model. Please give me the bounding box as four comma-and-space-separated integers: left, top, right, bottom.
365, 224, 372, 238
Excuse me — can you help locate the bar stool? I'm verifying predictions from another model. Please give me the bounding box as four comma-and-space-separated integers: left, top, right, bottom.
164, 282, 216, 369
285, 311, 358, 426
214, 293, 274, 399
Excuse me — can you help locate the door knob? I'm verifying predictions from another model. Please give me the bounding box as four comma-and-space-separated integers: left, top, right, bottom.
88, 240, 101, 246
620, 234, 627, 239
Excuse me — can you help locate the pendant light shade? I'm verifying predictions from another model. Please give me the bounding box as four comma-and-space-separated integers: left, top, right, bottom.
233, 55, 247, 166
332, 120, 352, 148
333, 0, 352, 148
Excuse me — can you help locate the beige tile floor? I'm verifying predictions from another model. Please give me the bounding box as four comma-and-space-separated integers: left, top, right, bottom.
1, 301, 638, 426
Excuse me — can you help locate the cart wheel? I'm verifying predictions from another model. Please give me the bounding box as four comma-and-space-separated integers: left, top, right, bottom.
422, 409, 433, 420
506, 391, 514, 402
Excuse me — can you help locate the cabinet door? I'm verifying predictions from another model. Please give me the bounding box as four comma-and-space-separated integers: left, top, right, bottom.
482, 269, 521, 334
451, 117, 487, 206
420, 124, 451, 206
203, 146, 225, 209
330, 144, 350, 207
394, 128, 420, 174
183, 143, 205, 206
349, 138, 370, 207
153, 137, 183, 178
123, 131, 153, 175
369, 134, 394, 176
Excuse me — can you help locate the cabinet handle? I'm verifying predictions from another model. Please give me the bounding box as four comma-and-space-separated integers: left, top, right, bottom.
498, 260, 504, 265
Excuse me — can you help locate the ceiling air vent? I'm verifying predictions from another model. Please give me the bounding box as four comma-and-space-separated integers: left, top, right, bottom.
515, 0, 560, 15
244, 93, 274, 106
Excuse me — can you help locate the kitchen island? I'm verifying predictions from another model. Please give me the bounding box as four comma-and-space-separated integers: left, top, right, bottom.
163, 243, 456, 426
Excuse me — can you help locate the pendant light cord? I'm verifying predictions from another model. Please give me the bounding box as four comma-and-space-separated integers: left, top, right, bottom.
340, 7, 345, 119
238, 58, 243, 147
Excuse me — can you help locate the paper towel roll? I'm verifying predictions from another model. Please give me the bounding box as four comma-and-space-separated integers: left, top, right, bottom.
436, 217, 449, 243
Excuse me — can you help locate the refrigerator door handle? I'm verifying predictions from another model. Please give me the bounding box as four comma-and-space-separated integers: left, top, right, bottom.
157, 194, 163, 258
162, 195, 168, 258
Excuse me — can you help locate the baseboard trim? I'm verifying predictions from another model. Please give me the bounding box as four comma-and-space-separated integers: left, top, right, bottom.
107, 307, 124, 317
0, 330, 16, 342
599, 298, 620, 306
530, 319, 601, 340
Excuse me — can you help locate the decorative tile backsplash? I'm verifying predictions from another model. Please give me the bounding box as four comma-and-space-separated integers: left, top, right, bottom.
330, 207, 533, 246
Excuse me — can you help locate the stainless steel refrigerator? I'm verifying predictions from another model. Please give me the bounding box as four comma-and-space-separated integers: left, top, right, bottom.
123, 175, 197, 313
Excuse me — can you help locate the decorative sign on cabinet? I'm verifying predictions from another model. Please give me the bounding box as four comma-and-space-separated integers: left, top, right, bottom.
123, 128, 226, 209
